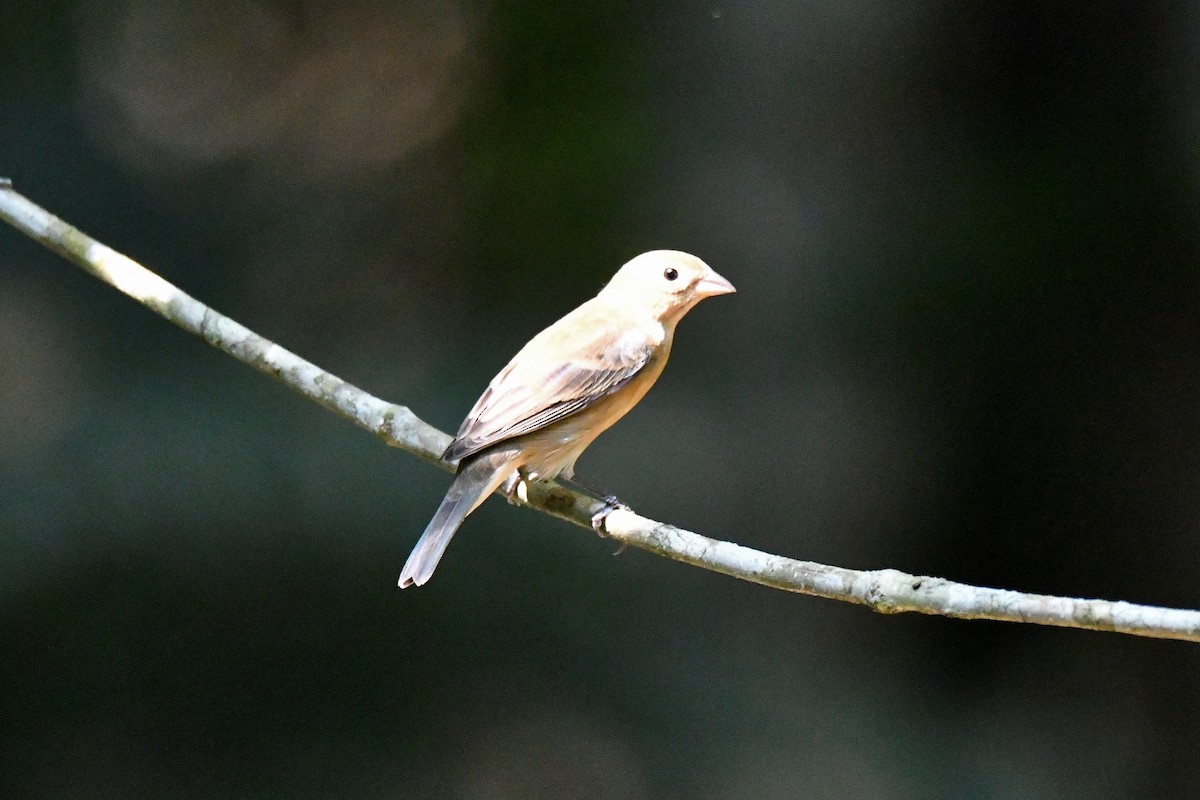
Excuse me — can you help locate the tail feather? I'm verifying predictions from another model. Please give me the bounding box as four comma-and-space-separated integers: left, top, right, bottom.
398, 452, 512, 588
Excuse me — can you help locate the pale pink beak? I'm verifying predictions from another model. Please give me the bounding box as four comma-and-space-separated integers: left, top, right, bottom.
695, 269, 736, 297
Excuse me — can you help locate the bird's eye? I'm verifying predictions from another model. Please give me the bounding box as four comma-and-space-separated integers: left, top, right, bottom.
663, 267, 679, 281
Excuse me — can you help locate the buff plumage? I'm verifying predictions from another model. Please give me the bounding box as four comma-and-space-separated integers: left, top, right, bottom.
399, 250, 735, 587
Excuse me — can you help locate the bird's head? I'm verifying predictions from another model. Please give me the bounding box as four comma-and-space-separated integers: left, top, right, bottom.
601, 250, 735, 323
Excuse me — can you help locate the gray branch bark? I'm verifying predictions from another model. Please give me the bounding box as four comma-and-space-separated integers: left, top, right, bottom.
3, 181, 1198, 643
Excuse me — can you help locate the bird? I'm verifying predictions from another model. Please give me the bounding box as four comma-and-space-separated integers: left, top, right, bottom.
398, 250, 735, 587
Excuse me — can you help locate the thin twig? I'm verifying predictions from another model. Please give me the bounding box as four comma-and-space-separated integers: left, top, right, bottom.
2, 181, 1198, 643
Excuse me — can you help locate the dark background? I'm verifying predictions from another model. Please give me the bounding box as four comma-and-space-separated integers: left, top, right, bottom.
4, 2, 1200, 797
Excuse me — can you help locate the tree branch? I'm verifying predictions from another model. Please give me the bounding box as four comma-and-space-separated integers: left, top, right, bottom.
3, 181, 1198, 643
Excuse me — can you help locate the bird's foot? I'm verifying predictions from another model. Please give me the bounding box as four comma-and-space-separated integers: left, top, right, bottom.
591, 494, 631, 538
502, 471, 531, 505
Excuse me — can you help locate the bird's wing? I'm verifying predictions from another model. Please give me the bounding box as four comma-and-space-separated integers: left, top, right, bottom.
444, 310, 655, 464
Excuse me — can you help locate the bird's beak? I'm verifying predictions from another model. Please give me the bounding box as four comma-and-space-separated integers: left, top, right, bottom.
695, 269, 736, 297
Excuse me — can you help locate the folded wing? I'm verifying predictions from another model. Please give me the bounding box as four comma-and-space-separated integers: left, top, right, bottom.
444, 314, 653, 464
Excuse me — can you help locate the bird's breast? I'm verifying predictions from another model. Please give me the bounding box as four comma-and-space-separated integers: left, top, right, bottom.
516, 351, 669, 481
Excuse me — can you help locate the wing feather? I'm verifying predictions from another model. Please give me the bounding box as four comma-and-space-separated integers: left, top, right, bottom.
443, 309, 655, 464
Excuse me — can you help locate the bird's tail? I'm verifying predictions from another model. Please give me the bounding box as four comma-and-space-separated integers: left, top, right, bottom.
398, 450, 514, 588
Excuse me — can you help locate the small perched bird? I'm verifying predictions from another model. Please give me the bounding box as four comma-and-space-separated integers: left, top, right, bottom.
399, 250, 735, 587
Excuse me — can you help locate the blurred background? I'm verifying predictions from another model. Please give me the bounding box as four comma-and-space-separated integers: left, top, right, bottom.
3, 1, 1200, 797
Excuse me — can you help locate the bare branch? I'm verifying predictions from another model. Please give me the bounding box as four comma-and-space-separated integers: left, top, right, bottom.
3, 182, 1198, 643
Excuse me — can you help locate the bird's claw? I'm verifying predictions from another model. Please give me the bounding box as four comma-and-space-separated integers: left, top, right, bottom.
591, 495, 630, 537
502, 472, 531, 505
